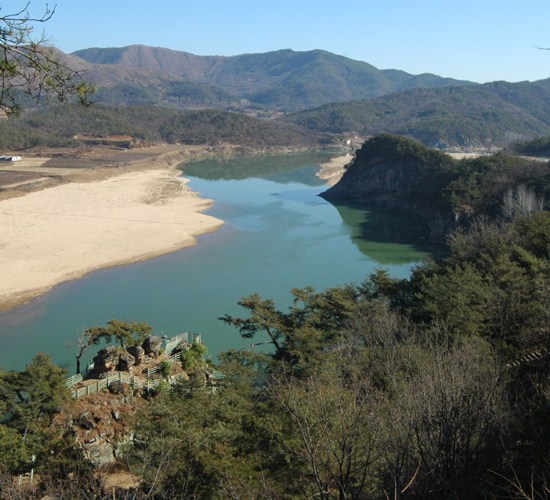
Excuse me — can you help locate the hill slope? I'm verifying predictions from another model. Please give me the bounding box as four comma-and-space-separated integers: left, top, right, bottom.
72, 45, 474, 112
284, 80, 550, 148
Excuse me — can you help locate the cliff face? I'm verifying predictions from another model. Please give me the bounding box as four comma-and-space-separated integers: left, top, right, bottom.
321, 134, 460, 241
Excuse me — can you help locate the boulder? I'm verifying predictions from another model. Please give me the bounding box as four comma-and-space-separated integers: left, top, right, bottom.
83, 440, 115, 467
97, 345, 119, 360
127, 345, 145, 365
79, 412, 96, 430
142, 336, 163, 357
134, 387, 147, 399
108, 381, 126, 395
147, 387, 159, 398
205, 367, 216, 380
170, 372, 189, 385
93, 346, 120, 372
172, 340, 190, 354
114, 432, 135, 458
117, 352, 135, 371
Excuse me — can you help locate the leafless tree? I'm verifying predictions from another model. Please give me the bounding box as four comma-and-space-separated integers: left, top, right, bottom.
0, 3, 94, 116
395, 341, 507, 499
502, 185, 545, 219
269, 367, 382, 500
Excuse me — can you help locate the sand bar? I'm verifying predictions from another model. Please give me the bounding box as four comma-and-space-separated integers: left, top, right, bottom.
316, 154, 353, 186
0, 167, 223, 311
446, 152, 485, 160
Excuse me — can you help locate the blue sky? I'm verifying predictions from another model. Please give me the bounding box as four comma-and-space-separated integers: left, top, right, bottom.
3, 0, 550, 84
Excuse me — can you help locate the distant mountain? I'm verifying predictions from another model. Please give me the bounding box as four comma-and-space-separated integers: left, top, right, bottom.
283, 80, 550, 148
54, 51, 244, 110
72, 45, 474, 112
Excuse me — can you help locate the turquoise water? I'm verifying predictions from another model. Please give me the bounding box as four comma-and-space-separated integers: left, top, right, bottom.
0, 153, 435, 372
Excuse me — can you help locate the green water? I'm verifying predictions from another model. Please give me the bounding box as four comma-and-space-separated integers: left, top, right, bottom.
0, 153, 436, 372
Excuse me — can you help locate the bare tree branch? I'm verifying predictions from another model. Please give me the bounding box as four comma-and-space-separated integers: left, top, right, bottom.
0, 2, 94, 116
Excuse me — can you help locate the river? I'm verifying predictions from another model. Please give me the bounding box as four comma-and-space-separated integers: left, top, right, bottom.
0, 152, 436, 372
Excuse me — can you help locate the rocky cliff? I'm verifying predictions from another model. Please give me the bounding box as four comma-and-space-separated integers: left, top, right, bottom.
321, 134, 460, 241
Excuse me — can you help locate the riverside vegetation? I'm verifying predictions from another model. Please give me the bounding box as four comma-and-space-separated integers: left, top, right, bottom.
3, 145, 550, 498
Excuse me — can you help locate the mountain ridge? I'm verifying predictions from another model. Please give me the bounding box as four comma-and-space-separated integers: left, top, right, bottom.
72, 45, 475, 112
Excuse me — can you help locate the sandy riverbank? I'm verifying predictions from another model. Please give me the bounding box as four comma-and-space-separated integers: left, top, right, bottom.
0, 166, 223, 312
316, 154, 353, 186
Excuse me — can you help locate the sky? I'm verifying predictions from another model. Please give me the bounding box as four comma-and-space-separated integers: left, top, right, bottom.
2, 0, 550, 84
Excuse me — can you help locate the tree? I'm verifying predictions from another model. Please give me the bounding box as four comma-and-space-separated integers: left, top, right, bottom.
219, 285, 358, 373
71, 319, 153, 373
0, 3, 94, 116
180, 339, 208, 373
72, 326, 102, 374
0, 354, 76, 474
501, 184, 545, 219
270, 367, 381, 500
90, 318, 153, 348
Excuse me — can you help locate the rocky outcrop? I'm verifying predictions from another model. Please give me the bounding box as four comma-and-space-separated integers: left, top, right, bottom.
142, 335, 163, 357
321, 134, 460, 242
108, 381, 126, 395
127, 345, 145, 365
79, 412, 96, 430
172, 340, 190, 354
117, 352, 135, 371
83, 439, 115, 467
169, 372, 189, 385
93, 346, 120, 373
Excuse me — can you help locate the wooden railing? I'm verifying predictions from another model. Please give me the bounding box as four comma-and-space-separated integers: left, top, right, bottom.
163, 332, 201, 355
506, 347, 550, 368
70, 371, 165, 398
146, 352, 180, 378
65, 359, 95, 388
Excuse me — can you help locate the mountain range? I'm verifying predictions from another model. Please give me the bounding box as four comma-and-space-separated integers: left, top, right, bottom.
70, 45, 474, 112
43, 45, 550, 148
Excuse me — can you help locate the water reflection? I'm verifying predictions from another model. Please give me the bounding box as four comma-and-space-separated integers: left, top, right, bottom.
180, 151, 330, 184
330, 201, 439, 265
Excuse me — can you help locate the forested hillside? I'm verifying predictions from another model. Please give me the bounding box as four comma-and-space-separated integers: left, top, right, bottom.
73, 46, 473, 112
284, 80, 550, 148
323, 134, 550, 240
0, 104, 327, 150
